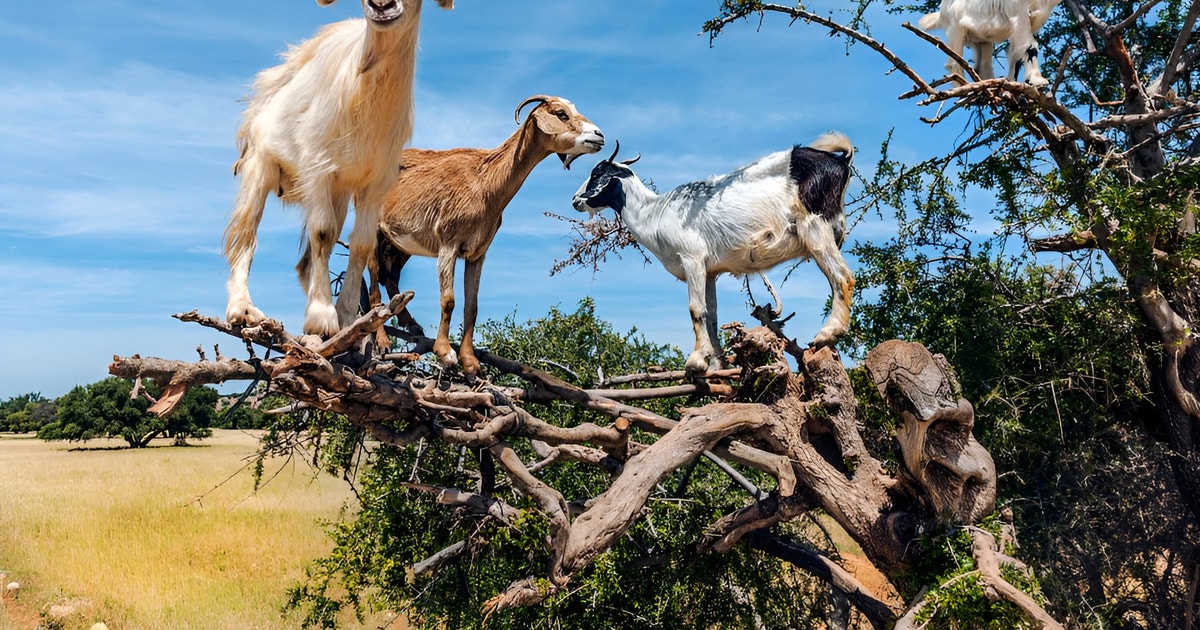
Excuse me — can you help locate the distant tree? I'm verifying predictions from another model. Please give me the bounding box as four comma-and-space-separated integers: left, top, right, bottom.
0, 393, 56, 433
39, 377, 214, 448
211, 389, 271, 430
214, 401, 270, 430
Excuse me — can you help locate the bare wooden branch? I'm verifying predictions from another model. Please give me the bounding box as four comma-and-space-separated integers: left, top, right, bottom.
401, 482, 522, 524
585, 382, 734, 400
110, 302, 1015, 623
312, 291, 414, 359
412, 541, 467, 577
1030, 229, 1101, 252
486, 401, 784, 611
970, 528, 1065, 629
900, 21, 982, 84
108, 355, 259, 388
744, 530, 896, 630
1088, 102, 1200, 130
1112, 0, 1167, 34
600, 367, 740, 386
709, 4, 937, 96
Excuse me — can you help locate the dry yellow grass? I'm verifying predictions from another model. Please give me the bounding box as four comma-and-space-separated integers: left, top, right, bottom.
0, 430, 380, 630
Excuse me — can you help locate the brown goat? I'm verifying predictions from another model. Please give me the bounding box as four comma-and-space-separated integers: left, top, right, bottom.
367, 95, 604, 375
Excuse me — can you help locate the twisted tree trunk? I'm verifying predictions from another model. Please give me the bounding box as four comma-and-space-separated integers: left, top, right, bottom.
108, 293, 1059, 625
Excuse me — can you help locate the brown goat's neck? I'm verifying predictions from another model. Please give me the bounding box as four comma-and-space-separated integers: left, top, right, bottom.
478, 119, 553, 207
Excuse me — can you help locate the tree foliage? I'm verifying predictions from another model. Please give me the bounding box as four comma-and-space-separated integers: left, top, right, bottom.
0, 392, 56, 433
38, 377, 216, 448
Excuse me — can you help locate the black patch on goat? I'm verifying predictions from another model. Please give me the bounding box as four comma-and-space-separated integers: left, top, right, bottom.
375, 233, 410, 299
672, 180, 719, 220
788, 145, 851, 224
1010, 46, 1038, 76
580, 162, 630, 214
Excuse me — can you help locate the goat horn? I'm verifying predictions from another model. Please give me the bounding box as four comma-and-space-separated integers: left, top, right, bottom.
759, 272, 783, 320
621, 153, 641, 166
607, 140, 620, 163
514, 95, 553, 124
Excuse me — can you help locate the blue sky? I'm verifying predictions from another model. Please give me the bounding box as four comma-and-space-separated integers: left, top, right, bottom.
0, 1, 964, 399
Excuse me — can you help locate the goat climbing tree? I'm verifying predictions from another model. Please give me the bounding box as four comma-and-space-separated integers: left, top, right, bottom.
99, 0, 1200, 624
109, 292, 1058, 628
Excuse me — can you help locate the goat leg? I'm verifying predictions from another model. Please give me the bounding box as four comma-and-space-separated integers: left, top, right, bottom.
683, 257, 716, 374
459, 256, 484, 376
335, 192, 385, 330
809, 234, 855, 347
224, 152, 274, 327
433, 247, 460, 369
704, 275, 725, 371
299, 189, 349, 337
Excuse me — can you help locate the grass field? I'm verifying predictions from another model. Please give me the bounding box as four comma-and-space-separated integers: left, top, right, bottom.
0, 430, 385, 630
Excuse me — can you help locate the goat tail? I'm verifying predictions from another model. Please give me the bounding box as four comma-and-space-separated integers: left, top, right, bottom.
809, 132, 854, 163
917, 11, 941, 31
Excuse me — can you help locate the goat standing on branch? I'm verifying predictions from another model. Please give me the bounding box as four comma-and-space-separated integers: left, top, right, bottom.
365, 95, 604, 375
224, 0, 454, 337
919, 0, 1062, 87
572, 133, 855, 374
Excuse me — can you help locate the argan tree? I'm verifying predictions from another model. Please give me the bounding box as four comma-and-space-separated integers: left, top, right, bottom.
110, 292, 1055, 627
104, 0, 1200, 627
41, 376, 215, 448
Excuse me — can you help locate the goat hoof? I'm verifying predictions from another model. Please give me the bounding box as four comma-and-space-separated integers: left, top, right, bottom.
685, 353, 710, 376
304, 303, 340, 337
227, 303, 266, 326
436, 348, 459, 368
460, 354, 480, 377
809, 328, 842, 348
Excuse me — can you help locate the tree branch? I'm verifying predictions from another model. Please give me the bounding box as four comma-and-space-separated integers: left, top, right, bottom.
744, 530, 896, 630
1030, 229, 1101, 253
708, 4, 937, 96
970, 528, 1065, 629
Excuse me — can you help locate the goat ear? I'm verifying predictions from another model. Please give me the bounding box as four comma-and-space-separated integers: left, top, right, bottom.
531, 107, 569, 135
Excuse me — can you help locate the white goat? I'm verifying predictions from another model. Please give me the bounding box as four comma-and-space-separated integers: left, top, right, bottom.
572, 133, 856, 374
362, 95, 604, 375
919, 0, 1061, 87
224, 0, 453, 337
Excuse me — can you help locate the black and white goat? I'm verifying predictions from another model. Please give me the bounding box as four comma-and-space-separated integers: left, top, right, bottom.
919, 0, 1062, 87
572, 133, 856, 374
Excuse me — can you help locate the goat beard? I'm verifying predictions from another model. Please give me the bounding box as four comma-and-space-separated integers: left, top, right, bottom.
559, 153, 582, 170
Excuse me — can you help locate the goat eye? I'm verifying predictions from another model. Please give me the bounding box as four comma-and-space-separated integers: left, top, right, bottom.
554, 110, 569, 121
